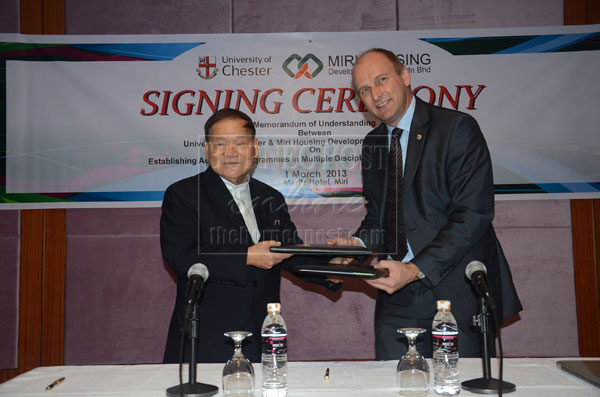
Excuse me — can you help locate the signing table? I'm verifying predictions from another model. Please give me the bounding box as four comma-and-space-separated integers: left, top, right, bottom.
0, 359, 598, 396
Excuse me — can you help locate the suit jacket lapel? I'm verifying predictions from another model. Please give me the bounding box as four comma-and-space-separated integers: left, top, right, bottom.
404, 97, 430, 195
370, 124, 389, 229
248, 180, 266, 242
205, 167, 248, 231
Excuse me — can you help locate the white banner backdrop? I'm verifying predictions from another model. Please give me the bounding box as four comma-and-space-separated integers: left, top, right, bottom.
2, 24, 599, 208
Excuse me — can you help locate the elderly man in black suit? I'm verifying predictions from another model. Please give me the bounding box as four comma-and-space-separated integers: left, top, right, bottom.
160, 108, 308, 363
330, 48, 522, 359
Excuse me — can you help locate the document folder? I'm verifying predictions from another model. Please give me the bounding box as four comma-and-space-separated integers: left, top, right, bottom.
291, 264, 389, 279
270, 244, 371, 257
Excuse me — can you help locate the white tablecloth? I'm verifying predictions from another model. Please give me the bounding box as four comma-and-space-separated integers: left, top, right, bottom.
0, 358, 598, 396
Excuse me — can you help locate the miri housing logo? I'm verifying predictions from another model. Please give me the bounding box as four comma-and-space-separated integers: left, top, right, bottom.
282, 53, 323, 79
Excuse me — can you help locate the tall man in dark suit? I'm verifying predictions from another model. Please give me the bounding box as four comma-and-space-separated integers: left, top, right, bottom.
160, 108, 305, 363
330, 48, 522, 359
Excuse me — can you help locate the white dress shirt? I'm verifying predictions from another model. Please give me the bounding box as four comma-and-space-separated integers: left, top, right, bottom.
221, 175, 261, 244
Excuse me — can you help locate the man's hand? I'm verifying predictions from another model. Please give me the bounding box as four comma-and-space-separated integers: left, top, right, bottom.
327, 237, 362, 247
328, 256, 353, 265
365, 260, 420, 294
247, 241, 292, 270
327, 237, 362, 265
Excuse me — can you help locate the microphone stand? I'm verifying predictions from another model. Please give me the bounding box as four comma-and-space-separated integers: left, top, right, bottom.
461, 297, 515, 394
166, 303, 218, 397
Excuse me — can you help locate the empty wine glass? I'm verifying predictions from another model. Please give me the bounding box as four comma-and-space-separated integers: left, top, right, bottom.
396, 328, 430, 396
222, 331, 255, 396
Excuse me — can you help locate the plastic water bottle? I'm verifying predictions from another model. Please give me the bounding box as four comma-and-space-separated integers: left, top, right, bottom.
261, 302, 287, 397
432, 300, 460, 395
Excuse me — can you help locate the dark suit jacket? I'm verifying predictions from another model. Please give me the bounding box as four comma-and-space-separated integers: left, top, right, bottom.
160, 167, 306, 363
356, 97, 522, 341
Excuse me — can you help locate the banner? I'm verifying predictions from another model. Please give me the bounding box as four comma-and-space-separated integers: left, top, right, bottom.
2, 25, 599, 208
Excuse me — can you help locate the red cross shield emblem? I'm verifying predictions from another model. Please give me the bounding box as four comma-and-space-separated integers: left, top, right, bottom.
196, 56, 218, 79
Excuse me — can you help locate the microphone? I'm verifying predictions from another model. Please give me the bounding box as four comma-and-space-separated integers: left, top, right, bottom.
168, 262, 218, 396
184, 263, 209, 320
465, 261, 496, 310
462, 261, 515, 396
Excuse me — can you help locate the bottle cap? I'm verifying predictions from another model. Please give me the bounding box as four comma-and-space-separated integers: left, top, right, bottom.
267, 302, 281, 314
437, 300, 451, 311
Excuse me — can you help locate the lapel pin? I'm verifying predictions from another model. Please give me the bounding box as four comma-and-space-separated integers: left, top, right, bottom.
274, 219, 280, 226
417, 134, 422, 140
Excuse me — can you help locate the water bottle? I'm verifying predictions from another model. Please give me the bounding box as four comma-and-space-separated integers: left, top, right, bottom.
261, 302, 288, 397
432, 300, 460, 395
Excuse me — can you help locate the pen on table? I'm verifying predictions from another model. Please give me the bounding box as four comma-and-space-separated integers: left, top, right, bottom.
45, 376, 65, 391
324, 367, 329, 380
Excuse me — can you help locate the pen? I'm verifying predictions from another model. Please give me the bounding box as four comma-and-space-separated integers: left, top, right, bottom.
45, 377, 65, 391
324, 367, 329, 380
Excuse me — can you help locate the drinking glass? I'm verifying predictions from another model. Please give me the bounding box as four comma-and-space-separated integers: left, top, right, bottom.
222, 331, 255, 396
396, 328, 430, 396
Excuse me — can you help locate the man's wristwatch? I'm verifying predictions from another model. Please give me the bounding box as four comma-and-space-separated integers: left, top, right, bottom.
415, 267, 426, 280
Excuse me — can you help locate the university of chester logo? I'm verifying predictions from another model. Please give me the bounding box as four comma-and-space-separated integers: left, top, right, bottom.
196, 56, 218, 79
282, 53, 323, 79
